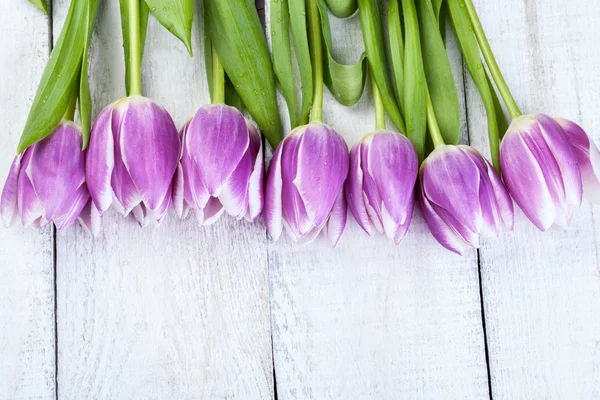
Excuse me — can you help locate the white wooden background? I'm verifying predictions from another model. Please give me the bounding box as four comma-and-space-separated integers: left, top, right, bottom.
0, 0, 599, 399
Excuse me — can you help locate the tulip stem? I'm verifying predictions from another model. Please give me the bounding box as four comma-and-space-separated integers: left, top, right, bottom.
426, 87, 445, 148
308, 0, 323, 123
212, 46, 225, 104
127, 0, 143, 96
63, 94, 77, 121
371, 70, 386, 130
463, 0, 521, 119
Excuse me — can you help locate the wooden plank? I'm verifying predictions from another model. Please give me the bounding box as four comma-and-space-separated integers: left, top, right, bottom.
265, 5, 490, 399
466, 0, 600, 398
0, 4, 55, 400
54, 2, 273, 399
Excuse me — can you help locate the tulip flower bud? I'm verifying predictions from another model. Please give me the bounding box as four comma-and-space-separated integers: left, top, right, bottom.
419, 145, 514, 255
172, 104, 264, 225
86, 95, 180, 228
265, 122, 349, 246
1, 121, 96, 231
555, 118, 600, 204
345, 132, 418, 244
500, 114, 582, 230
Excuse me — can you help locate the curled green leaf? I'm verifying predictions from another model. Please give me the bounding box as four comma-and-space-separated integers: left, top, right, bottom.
144, 0, 194, 55
319, 0, 367, 106
271, 0, 299, 127
18, 0, 89, 153
288, 0, 313, 125
205, 0, 282, 147
358, 0, 405, 133
325, 0, 357, 19
416, 0, 460, 146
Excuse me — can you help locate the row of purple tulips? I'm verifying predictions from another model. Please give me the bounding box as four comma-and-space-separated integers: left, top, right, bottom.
2, 92, 598, 254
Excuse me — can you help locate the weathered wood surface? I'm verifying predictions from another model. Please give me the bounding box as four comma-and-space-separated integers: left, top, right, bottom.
1, 0, 600, 399
466, 0, 600, 398
265, 6, 489, 399
0, 3, 55, 400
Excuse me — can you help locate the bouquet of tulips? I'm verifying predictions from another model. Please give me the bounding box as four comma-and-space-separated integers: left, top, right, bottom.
2, 0, 598, 256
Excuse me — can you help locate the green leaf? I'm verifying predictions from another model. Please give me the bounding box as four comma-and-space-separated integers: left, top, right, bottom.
205, 0, 282, 147
79, 0, 100, 150
144, 0, 194, 55
432, 0, 443, 19
120, 0, 149, 95
324, 0, 357, 18
448, 0, 502, 169
357, 0, 405, 133
416, 0, 460, 146
271, 0, 299, 127
18, 0, 88, 153
288, 0, 313, 125
401, 0, 427, 161
387, 0, 404, 110
319, 0, 367, 106
27, 0, 48, 14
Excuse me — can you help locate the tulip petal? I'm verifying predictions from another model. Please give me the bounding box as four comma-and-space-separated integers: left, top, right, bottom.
281, 133, 313, 235
500, 122, 555, 230
293, 122, 349, 227
324, 189, 347, 247
53, 183, 90, 230
86, 104, 115, 213
185, 104, 249, 197
29, 122, 85, 223
219, 149, 252, 218
368, 133, 418, 226
18, 150, 44, 226
147, 185, 171, 224
118, 96, 180, 211
131, 204, 147, 227
265, 143, 284, 241
172, 163, 185, 218
557, 118, 600, 203
246, 122, 264, 221
1, 154, 21, 227
419, 184, 467, 255
78, 201, 102, 237
422, 146, 482, 233
346, 141, 373, 236
535, 114, 582, 209
200, 197, 225, 226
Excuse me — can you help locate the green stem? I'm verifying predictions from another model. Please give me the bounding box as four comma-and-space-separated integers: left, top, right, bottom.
128, 0, 142, 96
426, 88, 445, 148
307, 0, 323, 123
63, 94, 77, 121
371, 71, 385, 130
212, 46, 225, 104
463, 0, 521, 119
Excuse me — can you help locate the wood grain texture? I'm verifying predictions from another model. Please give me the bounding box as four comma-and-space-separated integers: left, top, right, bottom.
466, 0, 600, 398
265, 5, 490, 399
54, 2, 273, 399
0, 3, 55, 400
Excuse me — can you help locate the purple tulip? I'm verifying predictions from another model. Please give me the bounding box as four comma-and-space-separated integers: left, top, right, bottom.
419, 145, 514, 255
345, 132, 418, 244
556, 118, 600, 204
265, 122, 349, 246
172, 104, 263, 225
500, 114, 582, 230
86, 95, 180, 228
1, 121, 98, 232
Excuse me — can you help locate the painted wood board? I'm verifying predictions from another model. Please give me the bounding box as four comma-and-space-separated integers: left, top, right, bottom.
53, 1, 273, 399
465, 0, 600, 398
0, 4, 55, 400
265, 4, 490, 399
